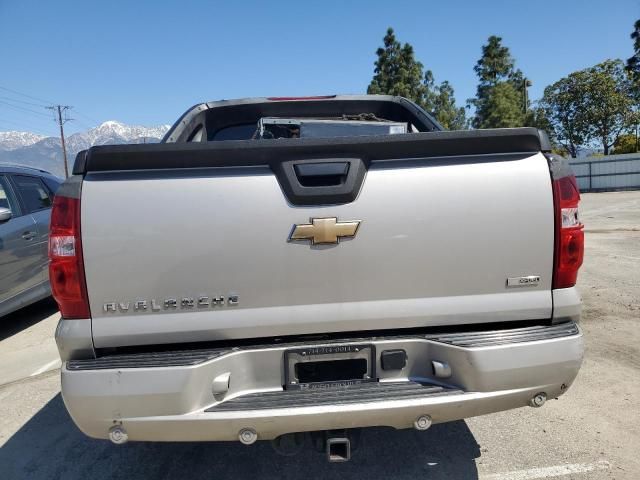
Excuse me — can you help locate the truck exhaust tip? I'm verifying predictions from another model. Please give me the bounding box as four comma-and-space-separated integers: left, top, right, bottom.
327, 436, 351, 462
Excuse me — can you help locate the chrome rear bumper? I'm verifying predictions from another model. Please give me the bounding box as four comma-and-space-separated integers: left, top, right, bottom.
59, 322, 583, 442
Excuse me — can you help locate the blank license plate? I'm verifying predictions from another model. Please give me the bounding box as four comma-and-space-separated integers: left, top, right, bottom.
284, 344, 376, 390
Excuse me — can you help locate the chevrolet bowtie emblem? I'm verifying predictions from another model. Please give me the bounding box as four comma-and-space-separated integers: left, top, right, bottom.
289, 217, 361, 245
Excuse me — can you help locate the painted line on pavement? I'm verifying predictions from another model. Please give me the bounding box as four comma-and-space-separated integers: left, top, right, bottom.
29, 358, 61, 377
481, 460, 610, 480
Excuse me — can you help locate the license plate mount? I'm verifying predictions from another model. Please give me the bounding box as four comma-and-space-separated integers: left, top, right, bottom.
284, 343, 376, 390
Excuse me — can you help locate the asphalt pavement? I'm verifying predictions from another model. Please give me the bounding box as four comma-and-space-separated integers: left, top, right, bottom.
0, 191, 638, 479
0, 298, 59, 385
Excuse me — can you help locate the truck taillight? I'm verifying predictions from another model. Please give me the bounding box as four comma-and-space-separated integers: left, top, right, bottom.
49, 195, 90, 319
552, 174, 584, 289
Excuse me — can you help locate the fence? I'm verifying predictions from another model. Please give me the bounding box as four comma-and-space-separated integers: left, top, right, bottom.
570, 153, 640, 192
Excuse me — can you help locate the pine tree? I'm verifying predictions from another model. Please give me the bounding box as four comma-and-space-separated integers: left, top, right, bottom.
474, 35, 514, 85
422, 69, 438, 113
367, 28, 426, 105
424, 71, 467, 129
627, 19, 640, 92
471, 36, 526, 128
477, 82, 525, 129
368, 28, 467, 129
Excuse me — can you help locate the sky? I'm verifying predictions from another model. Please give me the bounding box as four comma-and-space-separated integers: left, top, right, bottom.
0, 0, 638, 136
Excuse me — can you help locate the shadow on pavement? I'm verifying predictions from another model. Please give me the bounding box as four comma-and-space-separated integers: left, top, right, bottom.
0, 393, 481, 479
0, 297, 58, 342
1, 297, 481, 478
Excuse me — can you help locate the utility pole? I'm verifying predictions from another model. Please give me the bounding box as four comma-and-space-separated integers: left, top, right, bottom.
47, 105, 72, 178
522, 78, 532, 114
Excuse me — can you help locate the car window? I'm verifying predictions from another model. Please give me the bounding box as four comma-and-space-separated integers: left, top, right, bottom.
42, 177, 62, 197
11, 175, 53, 213
0, 176, 18, 213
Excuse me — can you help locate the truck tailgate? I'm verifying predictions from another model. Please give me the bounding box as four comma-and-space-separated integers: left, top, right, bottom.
80, 143, 554, 348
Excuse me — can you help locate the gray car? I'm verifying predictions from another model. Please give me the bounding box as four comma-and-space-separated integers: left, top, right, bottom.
0, 164, 62, 317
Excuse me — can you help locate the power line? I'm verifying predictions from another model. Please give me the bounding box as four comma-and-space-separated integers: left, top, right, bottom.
0, 100, 51, 118
0, 85, 54, 105
0, 85, 102, 129
0, 85, 100, 143
72, 119, 94, 131
73, 109, 101, 126
73, 107, 100, 129
0, 95, 47, 108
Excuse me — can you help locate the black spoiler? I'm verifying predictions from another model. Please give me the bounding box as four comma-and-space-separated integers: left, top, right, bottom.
73, 128, 551, 175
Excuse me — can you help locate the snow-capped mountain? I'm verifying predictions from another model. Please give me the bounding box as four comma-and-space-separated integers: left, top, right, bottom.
0, 131, 46, 150
0, 121, 171, 177
64, 121, 171, 152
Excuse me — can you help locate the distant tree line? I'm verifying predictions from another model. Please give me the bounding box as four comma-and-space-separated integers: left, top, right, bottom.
368, 24, 640, 157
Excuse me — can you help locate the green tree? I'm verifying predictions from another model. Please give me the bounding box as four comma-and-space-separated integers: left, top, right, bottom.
527, 102, 569, 155
422, 69, 438, 113
627, 19, 640, 94
624, 21, 640, 155
471, 36, 526, 128
526, 105, 555, 139
368, 28, 467, 129
474, 35, 514, 85
434, 81, 468, 130
367, 28, 426, 105
539, 71, 589, 158
613, 133, 639, 154
582, 60, 634, 155
424, 70, 467, 130
541, 60, 634, 156
476, 82, 525, 128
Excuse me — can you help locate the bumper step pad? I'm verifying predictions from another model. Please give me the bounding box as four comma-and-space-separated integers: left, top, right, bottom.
68, 322, 580, 370
67, 348, 229, 370
424, 322, 579, 348
206, 382, 462, 412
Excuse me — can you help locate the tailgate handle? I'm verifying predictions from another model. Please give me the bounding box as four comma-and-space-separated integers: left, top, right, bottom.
294, 162, 349, 187
273, 157, 367, 206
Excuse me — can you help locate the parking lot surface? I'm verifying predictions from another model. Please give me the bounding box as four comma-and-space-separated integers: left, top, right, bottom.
0, 191, 639, 479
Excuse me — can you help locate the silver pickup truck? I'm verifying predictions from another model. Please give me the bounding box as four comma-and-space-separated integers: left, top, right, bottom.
52, 95, 584, 461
